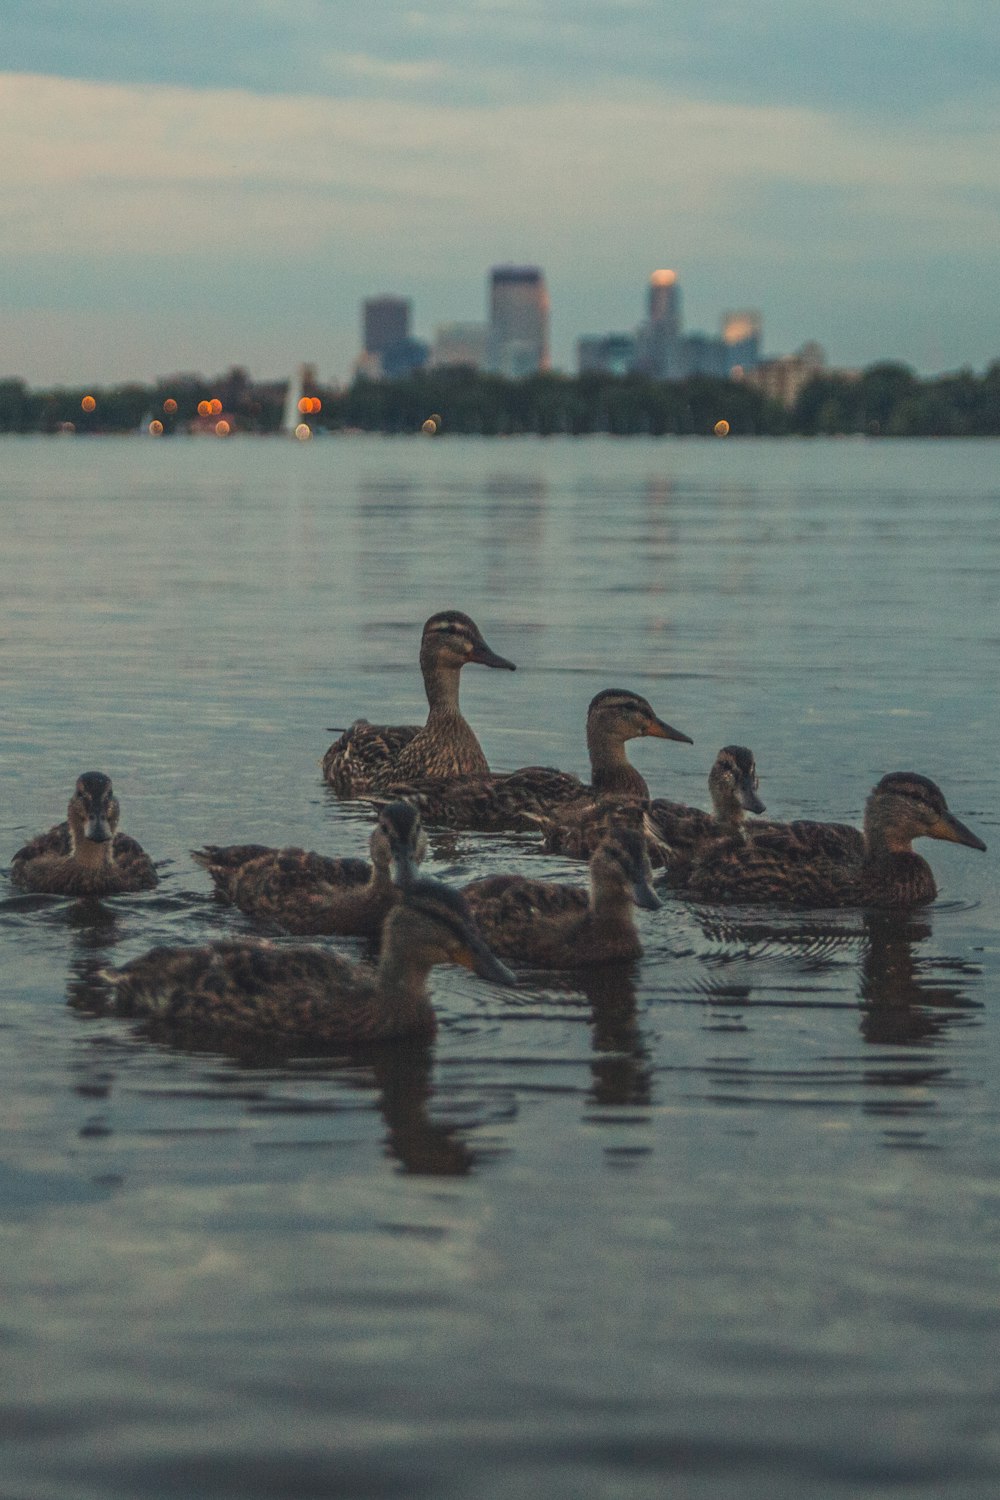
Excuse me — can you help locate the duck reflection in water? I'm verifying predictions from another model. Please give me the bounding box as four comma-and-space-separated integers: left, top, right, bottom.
859, 912, 982, 1047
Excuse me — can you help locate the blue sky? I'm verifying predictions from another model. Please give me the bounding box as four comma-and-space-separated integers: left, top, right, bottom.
3, 1, 998, 383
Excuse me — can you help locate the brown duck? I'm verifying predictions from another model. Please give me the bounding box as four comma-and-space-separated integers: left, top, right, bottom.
381, 688, 692, 832
649, 746, 766, 878
191, 801, 427, 937
322, 611, 516, 795
462, 823, 661, 967
683, 771, 986, 908
98, 876, 516, 1048
11, 772, 158, 896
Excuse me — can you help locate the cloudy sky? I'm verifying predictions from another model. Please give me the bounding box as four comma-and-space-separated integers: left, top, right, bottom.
4, 1, 999, 384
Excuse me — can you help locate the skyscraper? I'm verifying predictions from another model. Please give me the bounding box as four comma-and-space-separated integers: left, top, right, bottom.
363, 296, 410, 360
634, 269, 687, 377
487, 266, 550, 378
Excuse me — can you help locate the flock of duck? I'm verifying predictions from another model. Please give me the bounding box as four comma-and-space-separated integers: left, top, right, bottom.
10, 610, 986, 1052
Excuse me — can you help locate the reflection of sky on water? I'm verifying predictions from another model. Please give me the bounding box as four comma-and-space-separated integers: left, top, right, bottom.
1, 437, 998, 1497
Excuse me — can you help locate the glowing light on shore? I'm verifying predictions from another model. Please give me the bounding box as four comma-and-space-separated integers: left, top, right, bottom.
81, 395, 96, 412
714, 419, 730, 436
650, 269, 677, 286
215, 420, 230, 436
421, 418, 437, 434
163, 398, 177, 414
209, 398, 223, 415
148, 420, 164, 436
197, 400, 210, 416
294, 423, 312, 440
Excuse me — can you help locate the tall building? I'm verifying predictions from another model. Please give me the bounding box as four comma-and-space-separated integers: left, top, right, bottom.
647, 269, 681, 337
634, 269, 687, 377
721, 310, 762, 373
487, 266, 549, 378
363, 296, 410, 360
359, 295, 427, 379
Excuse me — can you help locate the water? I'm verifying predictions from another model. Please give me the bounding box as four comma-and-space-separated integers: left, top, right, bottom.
1, 435, 998, 1499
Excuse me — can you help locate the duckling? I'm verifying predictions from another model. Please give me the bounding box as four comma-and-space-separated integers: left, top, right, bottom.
379, 688, 692, 832
11, 772, 158, 896
649, 746, 766, 878
97, 876, 516, 1048
684, 772, 986, 908
462, 824, 661, 967
191, 801, 427, 937
322, 611, 516, 795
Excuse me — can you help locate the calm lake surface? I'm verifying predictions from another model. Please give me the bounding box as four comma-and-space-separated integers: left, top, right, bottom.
1, 435, 998, 1499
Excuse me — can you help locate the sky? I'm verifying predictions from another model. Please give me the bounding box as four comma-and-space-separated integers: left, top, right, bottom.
3, 0, 999, 385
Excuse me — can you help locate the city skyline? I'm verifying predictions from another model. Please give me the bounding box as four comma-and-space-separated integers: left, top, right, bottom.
4, 2, 999, 385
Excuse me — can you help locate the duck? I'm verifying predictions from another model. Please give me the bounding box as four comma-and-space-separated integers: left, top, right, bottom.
537, 743, 762, 864
11, 772, 158, 896
191, 801, 427, 937
322, 611, 516, 795
462, 823, 661, 967
683, 771, 986, 908
97, 875, 517, 1048
648, 746, 766, 878
377, 688, 692, 832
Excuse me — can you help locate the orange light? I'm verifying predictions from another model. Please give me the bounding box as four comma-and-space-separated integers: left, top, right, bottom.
209, 398, 223, 415
298, 396, 311, 414
421, 418, 437, 435
163, 398, 178, 413
197, 400, 211, 417
714, 419, 730, 437
148, 420, 164, 436
650, 269, 677, 286
81, 395, 96, 412
215, 420, 230, 436
310, 396, 322, 413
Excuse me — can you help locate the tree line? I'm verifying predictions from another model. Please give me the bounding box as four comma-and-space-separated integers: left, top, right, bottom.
1, 361, 997, 437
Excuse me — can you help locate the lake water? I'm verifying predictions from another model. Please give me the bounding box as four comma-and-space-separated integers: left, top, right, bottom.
1, 434, 998, 1499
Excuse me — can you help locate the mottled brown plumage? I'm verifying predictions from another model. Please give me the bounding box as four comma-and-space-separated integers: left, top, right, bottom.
322, 611, 516, 795
684, 772, 986, 908
381, 688, 692, 832
191, 801, 427, 936
650, 746, 766, 878
462, 824, 661, 967
98, 876, 516, 1048
11, 772, 158, 896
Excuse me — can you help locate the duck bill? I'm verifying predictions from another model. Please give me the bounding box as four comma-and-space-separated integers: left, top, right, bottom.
929, 812, 987, 852
646, 717, 693, 745
84, 814, 114, 843
740, 785, 767, 815
458, 936, 518, 987
631, 876, 662, 912
469, 640, 516, 671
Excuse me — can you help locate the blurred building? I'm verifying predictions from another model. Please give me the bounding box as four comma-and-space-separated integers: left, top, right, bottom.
431, 322, 489, 370
358, 295, 427, 379
721, 310, 762, 375
577, 333, 637, 376
743, 342, 825, 407
487, 266, 550, 377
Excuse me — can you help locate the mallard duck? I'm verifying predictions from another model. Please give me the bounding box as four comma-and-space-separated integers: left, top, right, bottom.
97, 875, 516, 1048
683, 771, 986, 908
649, 746, 766, 877
191, 801, 427, 936
462, 823, 661, 966
322, 611, 516, 795
11, 772, 158, 896
378, 688, 692, 832
538, 743, 763, 864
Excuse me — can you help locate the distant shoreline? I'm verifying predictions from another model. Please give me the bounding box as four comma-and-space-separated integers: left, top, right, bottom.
2, 362, 998, 438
